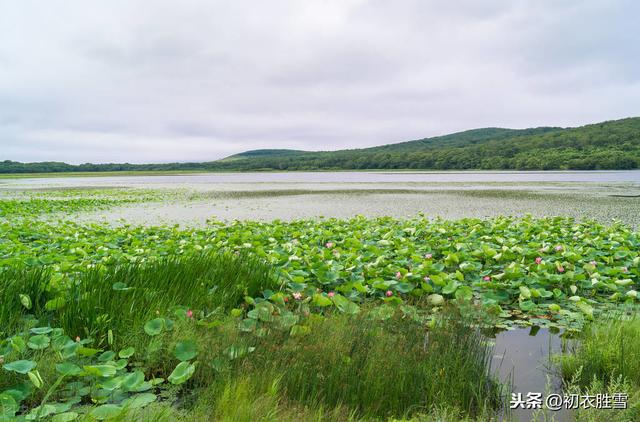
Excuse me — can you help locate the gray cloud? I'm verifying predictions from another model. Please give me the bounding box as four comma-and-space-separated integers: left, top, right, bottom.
0, 0, 638, 163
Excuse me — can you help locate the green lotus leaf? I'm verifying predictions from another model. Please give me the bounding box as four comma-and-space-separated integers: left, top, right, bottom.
83, 365, 117, 378
167, 361, 196, 385
143, 318, 164, 336
118, 347, 135, 359
312, 293, 332, 307
121, 393, 157, 409
121, 371, 145, 391
97, 351, 116, 362
51, 412, 79, 422
27, 335, 50, 350
3, 360, 37, 374
427, 294, 445, 306
174, 340, 198, 362
88, 404, 122, 420
56, 362, 83, 376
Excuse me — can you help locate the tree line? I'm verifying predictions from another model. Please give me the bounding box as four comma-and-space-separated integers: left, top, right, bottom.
1, 117, 638, 173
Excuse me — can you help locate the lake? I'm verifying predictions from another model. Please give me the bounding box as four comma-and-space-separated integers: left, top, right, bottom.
2, 170, 640, 186
1, 170, 639, 226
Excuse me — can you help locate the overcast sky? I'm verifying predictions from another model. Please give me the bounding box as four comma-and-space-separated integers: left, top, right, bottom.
1, 0, 639, 164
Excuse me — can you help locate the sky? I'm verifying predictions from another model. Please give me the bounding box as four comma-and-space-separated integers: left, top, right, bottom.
1, 0, 639, 164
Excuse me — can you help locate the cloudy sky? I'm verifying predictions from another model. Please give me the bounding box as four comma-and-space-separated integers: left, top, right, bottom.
1, 0, 639, 164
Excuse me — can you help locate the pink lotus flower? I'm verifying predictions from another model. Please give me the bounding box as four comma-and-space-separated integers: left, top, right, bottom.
424, 276, 430, 281
385, 290, 393, 297
425, 253, 433, 259
483, 276, 491, 281
535, 257, 542, 265
590, 260, 597, 266
328, 291, 335, 298
186, 309, 193, 319
293, 292, 302, 300
325, 242, 334, 248
558, 266, 565, 273
622, 266, 628, 273
555, 245, 563, 252
396, 271, 402, 279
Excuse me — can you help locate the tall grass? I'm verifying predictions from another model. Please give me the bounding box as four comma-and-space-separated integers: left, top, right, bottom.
57, 252, 277, 346
192, 312, 504, 420
561, 369, 640, 422
558, 316, 640, 388
1, 252, 277, 347
0, 266, 49, 336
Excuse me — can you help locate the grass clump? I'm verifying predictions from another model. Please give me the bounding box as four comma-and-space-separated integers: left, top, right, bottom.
0, 267, 49, 336
554, 316, 640, 421
197, 312, 504, 420
57, 252, 277, 347
559, 316, 640, 388
1, 252, 277, 348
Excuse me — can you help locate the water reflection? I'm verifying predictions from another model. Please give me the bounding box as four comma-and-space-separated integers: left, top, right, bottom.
491, 327, 574, 422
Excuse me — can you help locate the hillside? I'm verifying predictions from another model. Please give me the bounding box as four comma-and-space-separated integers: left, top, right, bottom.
221, 149, 306, 161
1, 117, 639, 173
211, 118, 639, 171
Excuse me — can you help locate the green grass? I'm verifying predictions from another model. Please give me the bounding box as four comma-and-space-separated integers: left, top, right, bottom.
91, 311, 503, 421
1, 255, 505, 421
0, 252, 278, 346
0, 267, 49, 336
558, 316, 640, 388
552, 316, 640, 421
231, 312, 504, 419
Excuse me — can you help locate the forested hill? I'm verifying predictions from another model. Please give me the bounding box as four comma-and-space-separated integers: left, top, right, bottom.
2, 117, 639, 173
212, 118, 639, 170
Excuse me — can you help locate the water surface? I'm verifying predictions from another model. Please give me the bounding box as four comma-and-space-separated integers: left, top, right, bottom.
2, 171, 638, 226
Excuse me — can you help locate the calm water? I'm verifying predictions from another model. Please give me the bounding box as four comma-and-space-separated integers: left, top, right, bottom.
493, 328, 572, 422
1, 170, 640, 187
4, 171, 638, 227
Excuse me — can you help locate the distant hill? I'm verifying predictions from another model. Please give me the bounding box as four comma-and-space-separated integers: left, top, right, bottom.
222, 149, 306, 161
1, 117, 639, 173
210, 118, 639, 171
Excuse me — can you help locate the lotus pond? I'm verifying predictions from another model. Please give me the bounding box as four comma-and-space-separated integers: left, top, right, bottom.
1, 175, 639, 421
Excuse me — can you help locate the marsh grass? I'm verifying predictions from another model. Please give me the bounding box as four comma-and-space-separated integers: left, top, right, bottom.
0, 267, 49, 336
1, 252, 277, 347
1, 254, 508, 421
193, 312, 505, 420
57, 252, 277, 347
562, 370, 640, 422
558, 316, 640, 388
